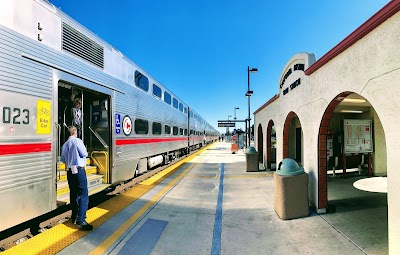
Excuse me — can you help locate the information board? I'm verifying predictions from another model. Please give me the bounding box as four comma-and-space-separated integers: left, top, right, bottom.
343, 119, 373, 153
218, 122, 235, 127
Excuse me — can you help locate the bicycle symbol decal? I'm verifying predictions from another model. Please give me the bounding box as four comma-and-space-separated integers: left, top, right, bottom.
38, 107, 50, 116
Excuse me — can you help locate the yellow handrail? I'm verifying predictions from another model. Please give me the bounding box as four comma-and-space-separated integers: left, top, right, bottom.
91, 151, 109, 183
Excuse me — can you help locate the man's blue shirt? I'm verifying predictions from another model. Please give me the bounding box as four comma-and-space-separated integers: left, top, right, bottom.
61, 136, 88, 168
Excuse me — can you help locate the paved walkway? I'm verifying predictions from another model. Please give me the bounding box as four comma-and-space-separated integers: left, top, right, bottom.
57, 142, 368, 255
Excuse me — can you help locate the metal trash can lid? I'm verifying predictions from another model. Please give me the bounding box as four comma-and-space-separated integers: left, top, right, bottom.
277, 158, 304, 176
245, 146, 257, 154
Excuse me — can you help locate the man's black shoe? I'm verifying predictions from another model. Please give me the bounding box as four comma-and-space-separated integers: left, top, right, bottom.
75, 222, 93, 231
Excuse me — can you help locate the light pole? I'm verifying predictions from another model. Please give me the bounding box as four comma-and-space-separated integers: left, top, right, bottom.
246, 66, 258, 147
234, 107, 239, 121
227, 115, 232, 134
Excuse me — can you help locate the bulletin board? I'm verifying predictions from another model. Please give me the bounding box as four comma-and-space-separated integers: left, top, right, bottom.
343, 119, 373, 153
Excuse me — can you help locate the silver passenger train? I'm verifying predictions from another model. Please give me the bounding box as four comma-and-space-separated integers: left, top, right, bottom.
0, 0, 219, 232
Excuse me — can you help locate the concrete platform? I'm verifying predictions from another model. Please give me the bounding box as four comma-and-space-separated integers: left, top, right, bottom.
5, 142, 386, 254
57, 141, 386, 255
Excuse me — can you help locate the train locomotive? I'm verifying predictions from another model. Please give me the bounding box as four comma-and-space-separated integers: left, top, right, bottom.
0, 0, 219, 232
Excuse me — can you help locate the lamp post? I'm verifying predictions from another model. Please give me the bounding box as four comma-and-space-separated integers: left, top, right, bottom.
234, 107, 239, 121
227, 115, 232, 134
246, 66, 258, 147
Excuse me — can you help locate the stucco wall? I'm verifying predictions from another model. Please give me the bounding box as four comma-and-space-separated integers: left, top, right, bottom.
372, 108, 387, 176
254, 10, 400, 253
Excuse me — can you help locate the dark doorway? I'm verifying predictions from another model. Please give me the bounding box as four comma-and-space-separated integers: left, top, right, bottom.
296, 127, 302, 163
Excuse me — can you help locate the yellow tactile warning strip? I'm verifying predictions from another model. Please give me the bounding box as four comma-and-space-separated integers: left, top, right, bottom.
89, 151, 208, 255
2, 145, 212, 255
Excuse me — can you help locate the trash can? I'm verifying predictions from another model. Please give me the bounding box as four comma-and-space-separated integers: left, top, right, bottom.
274, 158, 309, 220
245, 146, 259, 172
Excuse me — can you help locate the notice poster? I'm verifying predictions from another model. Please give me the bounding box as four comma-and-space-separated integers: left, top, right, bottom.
36, 100, 51, 134
343, 119, 373, 153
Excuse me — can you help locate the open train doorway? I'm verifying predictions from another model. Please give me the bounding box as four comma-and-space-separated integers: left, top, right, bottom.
56, 81, 112, 204
318, 92, 388, 254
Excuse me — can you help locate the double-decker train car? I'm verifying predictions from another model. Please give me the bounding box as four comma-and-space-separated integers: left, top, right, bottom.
0, 0, 219, 232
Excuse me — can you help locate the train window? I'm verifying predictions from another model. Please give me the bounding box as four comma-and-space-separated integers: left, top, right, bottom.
134, 70, 149, 92
173, 98, 178, 109
190, 129, 194, 135
152, 122, 162, 135
153, 84, 162, 99
164, 91, 171, 105
179, 103, 183, 112
173, 126, 178, 135
134, 118, 149, 134
165, 125, 171, 135
184, 107, 187, 114
184, 129, 188, 136
180, 128, 183, 135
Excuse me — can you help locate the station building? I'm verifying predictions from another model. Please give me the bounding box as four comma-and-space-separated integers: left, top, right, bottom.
254, 1, 400, 253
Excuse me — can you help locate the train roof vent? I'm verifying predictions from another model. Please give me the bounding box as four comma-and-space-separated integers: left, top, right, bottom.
62, 22, 104, 69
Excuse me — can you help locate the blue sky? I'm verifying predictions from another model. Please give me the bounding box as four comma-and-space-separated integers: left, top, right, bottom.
50, 0, 389, 133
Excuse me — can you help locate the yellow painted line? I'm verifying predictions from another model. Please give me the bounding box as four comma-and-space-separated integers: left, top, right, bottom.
56, 187, 70, 196
57, 175, 67, 182
89, 151, 208, 255
2, 144, 213, 255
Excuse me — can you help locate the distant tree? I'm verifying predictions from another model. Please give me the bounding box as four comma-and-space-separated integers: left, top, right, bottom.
236, 128, 245, 134
271, 126, 276, 148
271, 126, 276, 138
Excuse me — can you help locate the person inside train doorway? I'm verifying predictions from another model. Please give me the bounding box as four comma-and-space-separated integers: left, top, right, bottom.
71, 97, 82, 138
61, 126, 93, 231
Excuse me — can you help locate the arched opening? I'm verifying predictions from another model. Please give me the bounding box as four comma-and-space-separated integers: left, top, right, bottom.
266, 120, 276, 170
318, 92, 388, 253
283, 112, 303, 165
257, 124, 263, 163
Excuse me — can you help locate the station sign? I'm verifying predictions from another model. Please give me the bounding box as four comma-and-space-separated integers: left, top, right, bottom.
218, 122, 235, 127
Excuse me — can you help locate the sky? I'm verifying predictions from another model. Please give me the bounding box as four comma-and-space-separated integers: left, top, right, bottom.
49, 0, 389, 133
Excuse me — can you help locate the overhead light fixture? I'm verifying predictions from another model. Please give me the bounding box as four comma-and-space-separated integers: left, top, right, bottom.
342, 98, 366, 103
245, 90, 253, 97
340, 110, 363, 113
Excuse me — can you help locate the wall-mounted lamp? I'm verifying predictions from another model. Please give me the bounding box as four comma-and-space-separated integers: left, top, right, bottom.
342, 98, 366, 104
340, 110, 363, 113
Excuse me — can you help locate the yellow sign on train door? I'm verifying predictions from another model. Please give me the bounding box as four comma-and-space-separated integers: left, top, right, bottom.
37, 100, 51, 134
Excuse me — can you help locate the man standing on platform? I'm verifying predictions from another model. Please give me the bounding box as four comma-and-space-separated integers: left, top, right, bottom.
61, 126, 93, 231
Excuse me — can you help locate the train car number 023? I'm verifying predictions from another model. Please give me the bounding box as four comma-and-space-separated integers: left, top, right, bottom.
2, 107, 30, 125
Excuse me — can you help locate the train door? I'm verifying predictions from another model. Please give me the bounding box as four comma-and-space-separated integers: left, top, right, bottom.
56, 81, 112, 204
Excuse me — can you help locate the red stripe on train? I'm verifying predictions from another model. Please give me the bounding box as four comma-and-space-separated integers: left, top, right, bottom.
116, 137, 188, 145
0, 143, 52, 155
